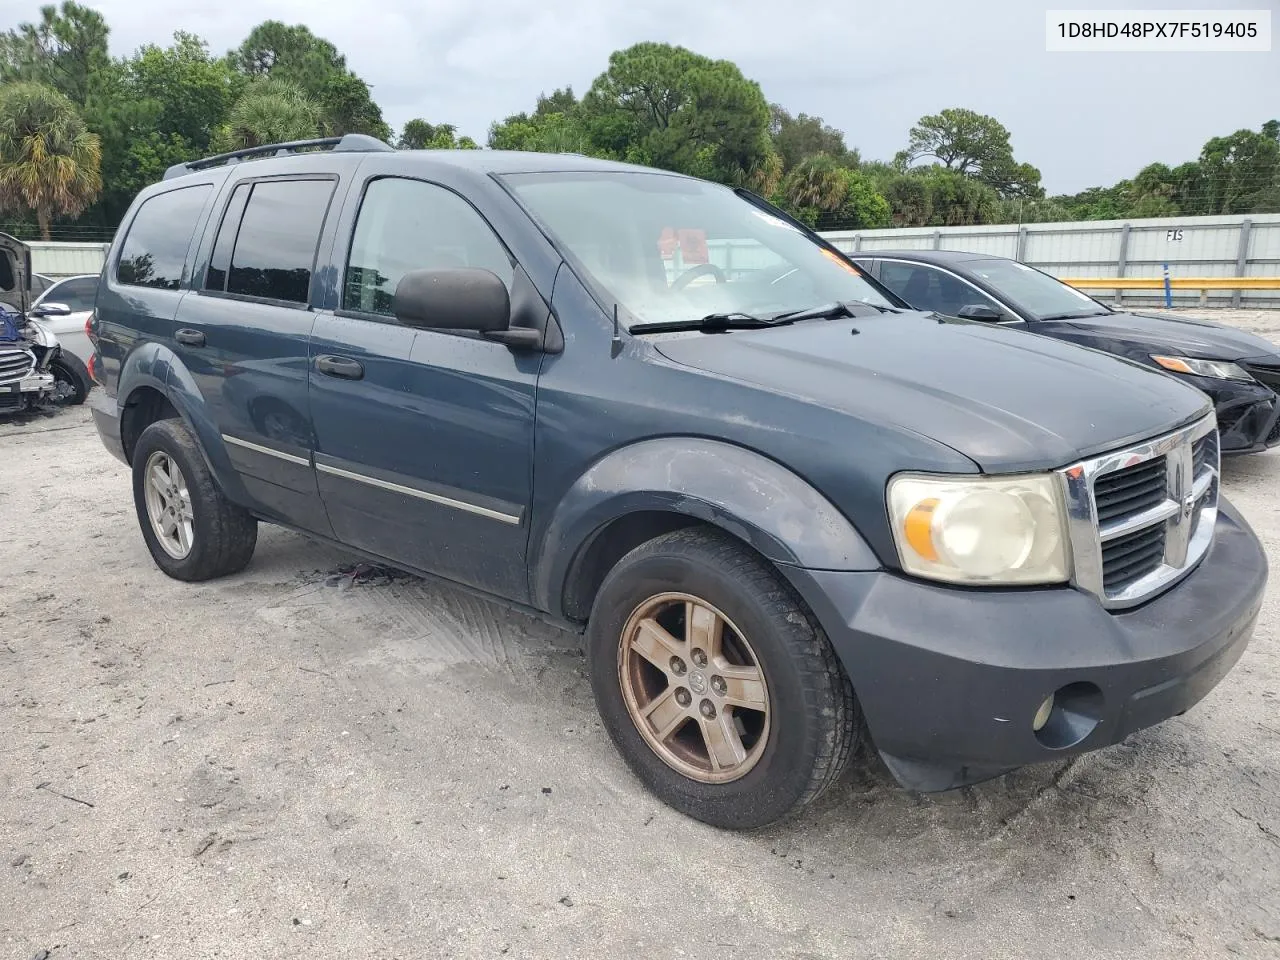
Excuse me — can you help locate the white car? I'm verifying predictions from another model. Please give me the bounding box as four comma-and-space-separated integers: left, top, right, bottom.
29, 273, 98, 365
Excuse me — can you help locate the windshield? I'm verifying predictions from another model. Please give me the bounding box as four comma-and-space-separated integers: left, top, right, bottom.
965, 259, 1109, 320
502, 171, 894, 328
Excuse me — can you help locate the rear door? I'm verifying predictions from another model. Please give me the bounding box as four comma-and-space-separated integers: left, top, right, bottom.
171, 172, 345, 534
308, 174, 541, 601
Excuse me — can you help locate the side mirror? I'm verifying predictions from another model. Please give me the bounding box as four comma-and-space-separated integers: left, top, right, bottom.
394, 268, 510, 333
956, 303, 1004, 322
32, 301, 72, 318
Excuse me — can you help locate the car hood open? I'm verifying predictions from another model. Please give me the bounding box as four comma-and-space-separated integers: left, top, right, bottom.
652, 312, 1211, 473
0, 232, 31, 316
1038, 309, 1280, 363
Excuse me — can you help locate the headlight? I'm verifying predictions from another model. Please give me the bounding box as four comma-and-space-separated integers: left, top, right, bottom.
1151, 355, 1253, 382
887, 474, 1070, 585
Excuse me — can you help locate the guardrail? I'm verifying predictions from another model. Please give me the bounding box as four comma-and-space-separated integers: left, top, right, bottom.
1063, 277, 1280, 307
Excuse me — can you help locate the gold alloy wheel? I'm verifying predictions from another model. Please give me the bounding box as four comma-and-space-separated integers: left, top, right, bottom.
618, 592, 771, 784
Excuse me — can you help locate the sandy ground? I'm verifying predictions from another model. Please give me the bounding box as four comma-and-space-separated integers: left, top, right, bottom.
2, 309, 1279, 960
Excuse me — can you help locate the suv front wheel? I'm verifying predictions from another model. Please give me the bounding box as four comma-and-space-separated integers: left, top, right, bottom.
587, 527, 859, 829
131, 418, 258, 581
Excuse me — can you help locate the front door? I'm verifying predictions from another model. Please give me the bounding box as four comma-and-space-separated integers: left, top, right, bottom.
309, 175, 539, 601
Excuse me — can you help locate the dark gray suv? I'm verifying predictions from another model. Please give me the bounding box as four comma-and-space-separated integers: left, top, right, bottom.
86, 135, 1267, 828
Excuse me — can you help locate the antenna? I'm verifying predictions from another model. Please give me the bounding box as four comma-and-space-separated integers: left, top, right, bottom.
610, 303, 623, 358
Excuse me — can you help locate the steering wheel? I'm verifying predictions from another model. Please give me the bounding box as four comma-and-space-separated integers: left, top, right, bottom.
672, 262, 727, 290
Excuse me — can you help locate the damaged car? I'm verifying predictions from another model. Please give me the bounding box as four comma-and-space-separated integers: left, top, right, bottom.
0, 232, 93, 413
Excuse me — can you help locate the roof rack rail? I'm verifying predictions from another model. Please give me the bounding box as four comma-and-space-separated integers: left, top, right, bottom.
162, 133, 394, 181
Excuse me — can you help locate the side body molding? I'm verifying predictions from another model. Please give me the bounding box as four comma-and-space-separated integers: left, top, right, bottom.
533, 437, 881, 616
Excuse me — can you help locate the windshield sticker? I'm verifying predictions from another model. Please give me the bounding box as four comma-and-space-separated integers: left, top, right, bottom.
677, 229, 708, 264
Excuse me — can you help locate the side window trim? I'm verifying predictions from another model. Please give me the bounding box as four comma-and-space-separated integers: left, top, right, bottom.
204, 182, 251, 293
335, 174, 518, 328
195, 173, 339, 310
873, 257, 1022, 322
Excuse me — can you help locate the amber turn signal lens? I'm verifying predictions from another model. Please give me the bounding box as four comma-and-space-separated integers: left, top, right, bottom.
903, 498, 940, 561
1152, 355, 1193, 374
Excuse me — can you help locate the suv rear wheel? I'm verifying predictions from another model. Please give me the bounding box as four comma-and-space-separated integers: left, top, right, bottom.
131, 419, 257, 581
586, 527, 859, 829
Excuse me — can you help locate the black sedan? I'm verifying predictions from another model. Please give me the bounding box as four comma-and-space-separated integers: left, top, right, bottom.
855, 249, 1280, 455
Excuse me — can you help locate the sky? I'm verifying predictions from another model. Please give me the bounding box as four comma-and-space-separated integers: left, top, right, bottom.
2, 0, 1277, 194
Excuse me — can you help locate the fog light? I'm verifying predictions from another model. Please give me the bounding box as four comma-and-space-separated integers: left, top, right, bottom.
1032, 694, 1055, 732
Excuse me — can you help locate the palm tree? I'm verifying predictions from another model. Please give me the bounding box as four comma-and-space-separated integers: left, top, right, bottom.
782, 154, 847, 211
0, 82, 102, 240
215, 78, 319, 152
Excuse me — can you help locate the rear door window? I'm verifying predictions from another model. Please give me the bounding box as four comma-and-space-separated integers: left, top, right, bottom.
215, 179, 335, 304
117, 184, 212, 289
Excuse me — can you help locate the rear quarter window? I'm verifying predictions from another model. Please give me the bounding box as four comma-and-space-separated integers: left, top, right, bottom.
116, 185, 212, 290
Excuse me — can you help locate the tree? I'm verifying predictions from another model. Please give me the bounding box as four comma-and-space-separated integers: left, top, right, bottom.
1195, 123, 1280, 214
898, 107, 1042, 199
397, 119, 477, 150
0, 81, 101, 238
0, 2, 110, 106
580, 42, 772, 184
782, 154, 848, 209
830, 170, 890, 229
233, 21, 390, 141
129, 33, 241, 154
882, 174, 933, 226
533, 87, 578, 119
215, 78, 319, 151
770, 105, 855, 171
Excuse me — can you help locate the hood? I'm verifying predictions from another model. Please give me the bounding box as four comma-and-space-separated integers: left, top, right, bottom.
0, 232, 30, 316
652, 312, 1211, 473
1040, 309, 1280, 363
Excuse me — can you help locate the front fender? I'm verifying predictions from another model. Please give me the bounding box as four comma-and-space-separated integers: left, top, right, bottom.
117, 342, 251, 506
532, 437, 880, 615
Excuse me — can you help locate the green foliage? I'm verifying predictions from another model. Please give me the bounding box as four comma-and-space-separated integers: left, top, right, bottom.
130, 33, 241, 153
580, 42, 772, 184
898, 107, 1042, 199
782, 154, 848, 209
0, 2, 110, 106
1, 4, 1276, 238
214, 78, 319, 151
0, 81, 102, 238
397, 120, 478, 150
770, 105, 855, 171
232, 20, 390, 141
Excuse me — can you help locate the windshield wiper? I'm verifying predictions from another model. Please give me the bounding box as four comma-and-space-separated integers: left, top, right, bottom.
629, 312, 794, 334
772, 300, 895, 322
1037, 309, 1112, 321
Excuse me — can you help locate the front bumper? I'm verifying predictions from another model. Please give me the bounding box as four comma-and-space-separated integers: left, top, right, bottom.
0, 372, 56, 412
783, 497, 1266, 792
1193, 363, 1280, 454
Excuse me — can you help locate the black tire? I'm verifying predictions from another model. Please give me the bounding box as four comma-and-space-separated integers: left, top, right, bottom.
586, 526, 859, 829
131, 418, 257, 581
49, 351, 90, 405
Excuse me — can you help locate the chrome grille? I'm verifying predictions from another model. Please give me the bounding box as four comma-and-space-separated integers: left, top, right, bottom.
1093, 456, 1166, 524
0, 348, 35, 385
1059, 414, 1219, 609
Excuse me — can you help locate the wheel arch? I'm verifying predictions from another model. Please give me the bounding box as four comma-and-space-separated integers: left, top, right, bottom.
115, 341, 250, 507
534, 437, 881, 622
